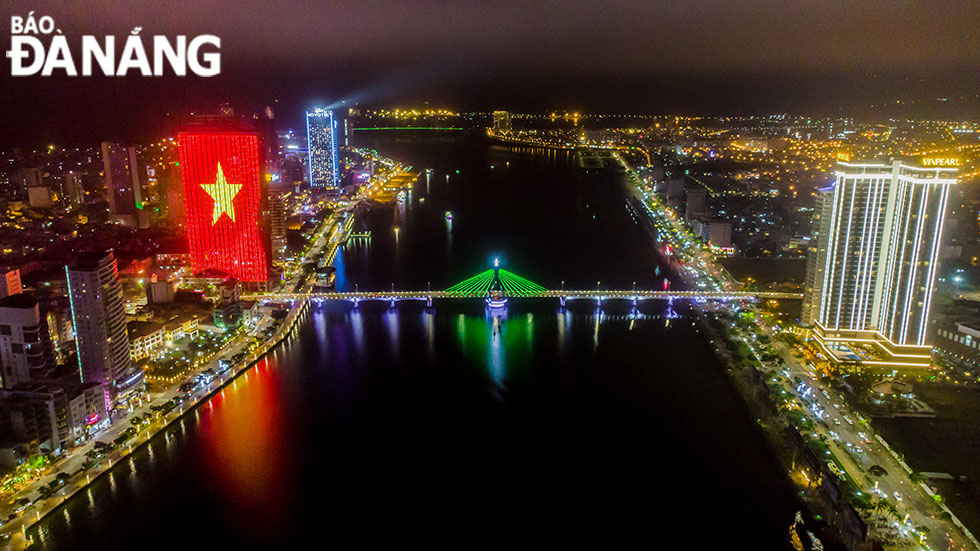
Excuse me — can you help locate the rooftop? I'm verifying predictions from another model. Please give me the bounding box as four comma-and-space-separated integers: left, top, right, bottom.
0, 293, 37, 310
70, 250, 114, 271
127, 320, 164, 339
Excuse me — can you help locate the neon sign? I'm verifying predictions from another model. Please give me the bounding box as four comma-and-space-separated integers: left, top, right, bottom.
921, 157, 959, 167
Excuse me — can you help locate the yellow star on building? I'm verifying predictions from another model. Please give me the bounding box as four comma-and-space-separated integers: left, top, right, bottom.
200, 163, 242, 224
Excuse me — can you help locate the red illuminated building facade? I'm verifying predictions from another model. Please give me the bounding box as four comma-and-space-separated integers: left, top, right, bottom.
178, 125, 270, 283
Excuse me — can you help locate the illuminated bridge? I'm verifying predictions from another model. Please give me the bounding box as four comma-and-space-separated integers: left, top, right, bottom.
247, 263, 803, 307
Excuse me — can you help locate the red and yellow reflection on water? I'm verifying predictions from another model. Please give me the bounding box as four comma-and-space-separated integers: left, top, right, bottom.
198, 357, 294, 533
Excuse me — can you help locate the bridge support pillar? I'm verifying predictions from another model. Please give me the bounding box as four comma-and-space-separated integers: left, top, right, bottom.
353, 298, 359, 309
632, 297, 638, 308
559, 296, 566, 308
427, 296, 433, 308
389, 298, 396, 309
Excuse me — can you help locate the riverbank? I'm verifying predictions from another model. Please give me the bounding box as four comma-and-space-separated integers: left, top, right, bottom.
617, 149, 980, 550
5, 299, 311, 549
693, 308, 863, 550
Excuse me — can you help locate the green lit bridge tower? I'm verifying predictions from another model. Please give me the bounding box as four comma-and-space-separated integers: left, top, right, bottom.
443, 258, 549, 309
487, 258, 507, 308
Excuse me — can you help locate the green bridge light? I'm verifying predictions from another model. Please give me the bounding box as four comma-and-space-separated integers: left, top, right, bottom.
444, 269, 548, 297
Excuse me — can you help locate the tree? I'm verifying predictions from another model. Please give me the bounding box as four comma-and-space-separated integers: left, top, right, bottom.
868, 465, 888, 477
909, 471, 925, 484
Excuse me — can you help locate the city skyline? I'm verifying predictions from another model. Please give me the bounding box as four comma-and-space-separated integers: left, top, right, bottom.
0, 2, 979, 550
2, 1, 980, 145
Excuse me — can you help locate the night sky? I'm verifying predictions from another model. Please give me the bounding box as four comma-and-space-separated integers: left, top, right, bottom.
2, 0, 979, 145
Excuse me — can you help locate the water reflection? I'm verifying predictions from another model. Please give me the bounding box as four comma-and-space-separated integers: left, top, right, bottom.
198, 358, 293, 535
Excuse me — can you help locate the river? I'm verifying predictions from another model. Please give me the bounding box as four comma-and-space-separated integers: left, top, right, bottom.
31, 131, 798, 549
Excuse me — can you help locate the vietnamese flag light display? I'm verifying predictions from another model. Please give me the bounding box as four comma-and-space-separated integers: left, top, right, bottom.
178, 128, 269, 282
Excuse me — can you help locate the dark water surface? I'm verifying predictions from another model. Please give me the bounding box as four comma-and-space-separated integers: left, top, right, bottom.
34, 132, 797, 549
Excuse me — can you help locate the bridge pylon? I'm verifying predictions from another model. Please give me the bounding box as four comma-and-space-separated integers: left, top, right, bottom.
486, 258, 507, 309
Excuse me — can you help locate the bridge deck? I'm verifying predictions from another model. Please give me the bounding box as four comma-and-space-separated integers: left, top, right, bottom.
245, 290, 803, 300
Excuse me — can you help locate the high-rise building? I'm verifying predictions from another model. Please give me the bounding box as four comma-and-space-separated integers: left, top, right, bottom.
145, 265, 176, 305
707, 221, 732, 249
27, 185, 52, 208
685, 187, 707, 222
0, 293, 54, 388
802, 188, 834, 325
492, 111, 512, 134
9, 167, 41, 195
268, 183, 288, 268
100, 142, 146, 228
255, 106, 282, 180
804, 158, 958, 369
306, 108, 340, 189
0, 385, 70, 455
178, 123, 270, 283
63, 170, 84, 207
66, 251, 142, 409
167, 188, 186, 226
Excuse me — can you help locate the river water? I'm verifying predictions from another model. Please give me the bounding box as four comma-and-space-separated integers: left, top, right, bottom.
32, 132, 797, 549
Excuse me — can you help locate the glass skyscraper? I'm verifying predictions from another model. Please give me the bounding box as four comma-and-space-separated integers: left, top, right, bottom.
306, 108, 340, 188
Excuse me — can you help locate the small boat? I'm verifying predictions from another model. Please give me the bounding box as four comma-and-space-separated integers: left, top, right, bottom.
445, 211, 453, 220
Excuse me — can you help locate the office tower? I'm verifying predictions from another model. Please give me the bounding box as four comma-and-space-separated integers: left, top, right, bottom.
492, 111, 512, 134
67, 251, 142, 409
269, 183, 288, 268
178, 123, 270, 283
685, 187, 707, 222
805, 158, 958, 369
0, 293, 54, 388
101, 142, 146, 228
306, 108, 340, 188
